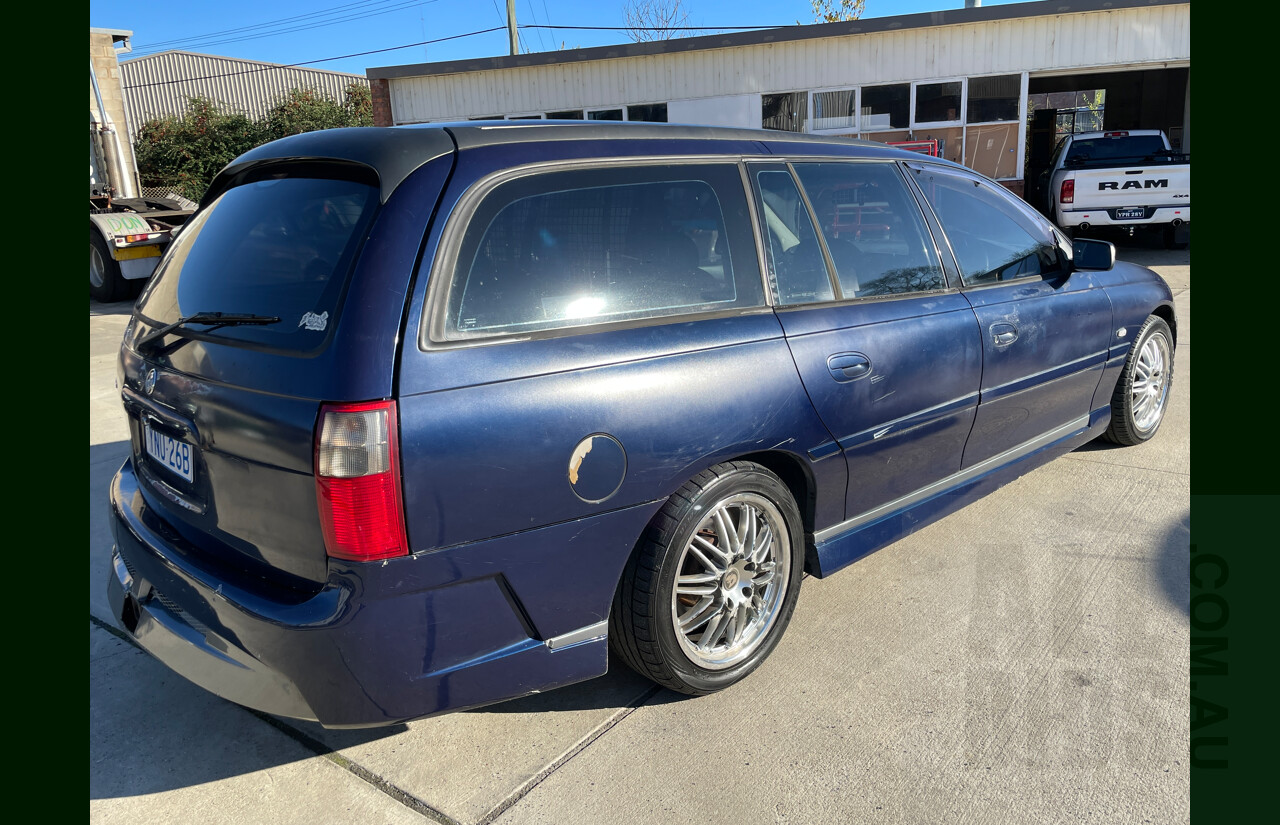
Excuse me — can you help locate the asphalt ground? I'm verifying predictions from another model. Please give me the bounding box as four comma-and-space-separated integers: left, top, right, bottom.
90, 237, 1190, 824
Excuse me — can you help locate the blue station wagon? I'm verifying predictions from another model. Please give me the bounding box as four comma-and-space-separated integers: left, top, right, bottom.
106, 122, 1176, 728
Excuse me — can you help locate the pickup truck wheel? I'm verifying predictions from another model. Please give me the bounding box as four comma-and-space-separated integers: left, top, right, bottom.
1104, 315, 1174, 445
90, 230, 124, 302
609, 461, 805, 695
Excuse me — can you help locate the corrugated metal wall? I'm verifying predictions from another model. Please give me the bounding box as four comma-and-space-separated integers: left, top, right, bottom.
387, 5, 1190, 124
121, 51, 368, 137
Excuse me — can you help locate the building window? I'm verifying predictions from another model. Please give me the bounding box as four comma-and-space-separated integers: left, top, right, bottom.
915, 82, 963, 124
860, 84, 909, 131
627, 103, 668, 122
546, 110, 584, 119
812, 89, 857, 132
588, 108, 624, 121
762, 92, 808, 132
967, 75, 1019, 123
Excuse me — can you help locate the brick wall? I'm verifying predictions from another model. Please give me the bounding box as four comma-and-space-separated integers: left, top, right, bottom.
90, 32, 139, 195
370, 78, 393, 127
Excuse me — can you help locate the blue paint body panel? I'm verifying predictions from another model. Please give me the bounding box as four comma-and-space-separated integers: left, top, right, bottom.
106, 123, 1177, 727
776, 292, 982, 519
960, 270, 1113, 466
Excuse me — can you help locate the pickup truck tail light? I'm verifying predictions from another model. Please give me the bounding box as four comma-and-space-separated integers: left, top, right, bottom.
1060, 179, 1075, 205
315, 400, 409, 562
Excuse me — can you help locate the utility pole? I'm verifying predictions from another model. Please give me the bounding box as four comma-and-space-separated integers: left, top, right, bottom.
507, 0, 518, 55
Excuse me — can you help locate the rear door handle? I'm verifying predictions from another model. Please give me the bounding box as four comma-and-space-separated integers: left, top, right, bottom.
991, 323, 1018, 346
827, 352, 872, 382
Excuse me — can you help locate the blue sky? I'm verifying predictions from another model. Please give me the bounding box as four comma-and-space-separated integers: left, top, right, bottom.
89, 0, 1027, 77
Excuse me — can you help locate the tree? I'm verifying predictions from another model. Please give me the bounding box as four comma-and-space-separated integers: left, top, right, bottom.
134, 97, 265, 202
623, 0, 692, 42
805, 0, 865, 24
135, 83, 373, 202
262, 82, 373, 142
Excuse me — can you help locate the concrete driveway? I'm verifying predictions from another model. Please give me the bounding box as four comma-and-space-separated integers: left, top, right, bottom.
90, 239, 1190, 825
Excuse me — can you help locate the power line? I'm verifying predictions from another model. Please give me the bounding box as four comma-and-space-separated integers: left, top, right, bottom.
130, 1, 444, 57
121, 21, 795, 91
122, 27, 508, 89
136, 1, 400, 51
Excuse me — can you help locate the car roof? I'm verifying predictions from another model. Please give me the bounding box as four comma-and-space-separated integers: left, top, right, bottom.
206, 121, 963, 205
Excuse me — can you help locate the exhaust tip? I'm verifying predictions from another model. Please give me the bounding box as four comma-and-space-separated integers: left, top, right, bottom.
1171, 219, 1184, 228
1078, 222, 1090, 232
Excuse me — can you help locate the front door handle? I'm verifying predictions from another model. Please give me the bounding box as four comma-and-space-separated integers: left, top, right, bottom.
991, 323, 1019, 347
827, 352, 872, 383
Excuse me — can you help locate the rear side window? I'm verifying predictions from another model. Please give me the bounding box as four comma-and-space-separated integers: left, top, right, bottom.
911, 165, 1064, 286
753, 169, 834, 305
439, 164, 762, 340
138, 177, 379, 352
792, 162, 946, 298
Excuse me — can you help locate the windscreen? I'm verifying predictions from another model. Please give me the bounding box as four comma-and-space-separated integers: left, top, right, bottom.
138, 176, 379, 352
1064, 135, 1170, 167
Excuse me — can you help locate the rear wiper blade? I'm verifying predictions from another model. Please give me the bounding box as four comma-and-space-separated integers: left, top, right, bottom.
136, 312, 281, 351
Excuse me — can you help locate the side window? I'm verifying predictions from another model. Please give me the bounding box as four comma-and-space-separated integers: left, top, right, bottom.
441, 164, 762, 339
753, 169, 834, 305
911, 165, 1064, 286
792, 162, 947, 298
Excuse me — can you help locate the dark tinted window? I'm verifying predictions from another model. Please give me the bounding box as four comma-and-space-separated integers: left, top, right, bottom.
1064, 135, 1169, 166
967, 75, 1020, 123
793, 163, 946, 298
444, 164, 762, 339
762, 92, 808, 132
138, 177, 378, 352
546, 110, 584, 120
912, 166, 1063, 286
915, 82, 963, 123
627, 103, 668, 122
588, 109, 623, 121
861, 84, 909, 130
754, 169, 834, 305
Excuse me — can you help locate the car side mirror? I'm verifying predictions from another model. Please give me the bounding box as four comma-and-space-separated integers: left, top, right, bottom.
1071, 238, 1116, 271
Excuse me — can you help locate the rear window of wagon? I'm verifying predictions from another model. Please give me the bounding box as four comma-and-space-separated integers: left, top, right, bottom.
137, 177, 379, 353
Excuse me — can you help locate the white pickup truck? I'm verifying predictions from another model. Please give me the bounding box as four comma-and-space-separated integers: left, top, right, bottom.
1043, 129, 1190, 249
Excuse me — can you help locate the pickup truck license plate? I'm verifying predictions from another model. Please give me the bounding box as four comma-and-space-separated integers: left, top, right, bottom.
1115, 207, 1146, 220
144, 421, 194, 482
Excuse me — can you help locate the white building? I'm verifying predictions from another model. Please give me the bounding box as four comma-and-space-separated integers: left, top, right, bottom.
366, 0, 1190, 198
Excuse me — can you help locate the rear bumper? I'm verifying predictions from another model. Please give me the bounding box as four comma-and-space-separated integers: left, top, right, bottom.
107, 458, 661, 728
1057, 206, 1190, 229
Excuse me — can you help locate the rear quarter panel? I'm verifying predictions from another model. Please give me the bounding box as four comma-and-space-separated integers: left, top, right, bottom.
394, 141, 846, 555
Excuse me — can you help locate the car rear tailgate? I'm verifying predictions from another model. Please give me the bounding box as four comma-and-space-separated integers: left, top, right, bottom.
1068, 164, 1190, 211
119, 149, 454, 592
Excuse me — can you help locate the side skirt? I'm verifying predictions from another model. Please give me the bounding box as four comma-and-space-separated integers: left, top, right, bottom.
811, 412, 1108, 578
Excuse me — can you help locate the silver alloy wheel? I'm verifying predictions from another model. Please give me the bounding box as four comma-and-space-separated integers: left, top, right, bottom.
1132, 330, 1171, 433
91, 242, 106, 289
670, 492, 791, 670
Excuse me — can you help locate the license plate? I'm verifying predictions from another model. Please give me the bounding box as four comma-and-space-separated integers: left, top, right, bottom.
144, 421, 194, 482
1115, 207, 1146, 220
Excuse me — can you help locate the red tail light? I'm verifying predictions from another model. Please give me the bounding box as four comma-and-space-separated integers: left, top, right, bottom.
1060, 179, 1075, 205
315, 399, 408, 562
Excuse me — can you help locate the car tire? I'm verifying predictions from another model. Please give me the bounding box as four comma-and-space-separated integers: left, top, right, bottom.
1104, 315, 1174, 446
609, 461, 805, 695
90, 229, 124, 302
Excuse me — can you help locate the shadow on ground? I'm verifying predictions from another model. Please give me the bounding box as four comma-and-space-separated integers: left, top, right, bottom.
1155, 508, 1190, 616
